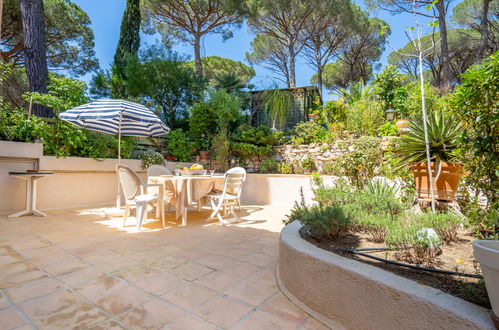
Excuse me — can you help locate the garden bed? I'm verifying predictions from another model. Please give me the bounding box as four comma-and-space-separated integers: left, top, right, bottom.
299, 225, 490, 308
278, 221, 495, 330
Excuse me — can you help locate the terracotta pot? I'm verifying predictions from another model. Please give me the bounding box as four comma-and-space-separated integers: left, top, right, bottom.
199, 150, 210, 161
395, 118, 410, 129
411, 162, 463, 201
473, 240, 499, 326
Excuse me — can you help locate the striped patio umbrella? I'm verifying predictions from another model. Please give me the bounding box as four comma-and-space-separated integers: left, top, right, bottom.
59, 99, 170, 209
59, 98, 170, 161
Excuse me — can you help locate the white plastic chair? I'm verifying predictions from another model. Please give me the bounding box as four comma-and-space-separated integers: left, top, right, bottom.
147, 165, 173, 212
116, 164, 165, 230
147, 165, 172, 177
206, 167, 246, 225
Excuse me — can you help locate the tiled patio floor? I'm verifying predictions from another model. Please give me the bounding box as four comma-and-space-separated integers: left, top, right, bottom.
0, 205, 328, 330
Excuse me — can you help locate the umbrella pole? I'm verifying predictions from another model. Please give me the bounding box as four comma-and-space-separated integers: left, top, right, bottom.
116, 113, 122, 209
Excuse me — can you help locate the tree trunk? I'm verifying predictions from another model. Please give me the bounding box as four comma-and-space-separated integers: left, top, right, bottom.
19, 0, 52, 117
317, 62, 323, 103
288, 43, 296, 88
476, 0, 490, 62
194, 33, 203, 77
436, 0, 451, 92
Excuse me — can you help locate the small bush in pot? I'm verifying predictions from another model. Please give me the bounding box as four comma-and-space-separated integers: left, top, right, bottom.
397, 111, 463, 201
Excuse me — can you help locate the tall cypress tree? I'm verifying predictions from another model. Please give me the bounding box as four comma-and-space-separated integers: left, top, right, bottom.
112, 0, 141, 98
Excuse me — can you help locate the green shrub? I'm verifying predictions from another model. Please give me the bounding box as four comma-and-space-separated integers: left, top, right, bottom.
346, 99, 385, 137
259, 158, 278, 173
365, 180, 399, 200
278, 162, 293, 174
311, 171, 324, 187
140, 151, 165, 169
452, 51, 498, 209
166, 129, 194, 162
301, 156, 315, 172
321, 161, 339, 175
372, 65, 408, 117
378, 121, 398, 137
336, 136, 383, 187
291, 121, 330, 145
294, 204, 353, 239
416, 212, 462, 244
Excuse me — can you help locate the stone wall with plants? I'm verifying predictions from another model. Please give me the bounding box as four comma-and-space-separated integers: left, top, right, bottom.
274, 135, 397, 175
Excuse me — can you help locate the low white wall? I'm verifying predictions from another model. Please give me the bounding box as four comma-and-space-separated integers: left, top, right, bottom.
0, 141, 191, 215
0, 141, 321, 214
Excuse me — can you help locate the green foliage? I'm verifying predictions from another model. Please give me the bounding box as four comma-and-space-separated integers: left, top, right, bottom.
140, 151, 165, 169
416, 212, 463, 244
373, 65, 408, 116
189, 56, 255, 87
452, 51, 498, 207
264, 89, 293, 130
112, 0, 141, 97
125, 45, 205, 128
2, 0, 98, 75
397, 111, 461, 167
378, 121, 398, 137
338, 78, 374, 104
463, 204, 499, 240
346, 99, 385, 137
18, 74, 135, 159
336, 136, 383, 187
404, 81, 448, 117
316, 100, 348, 125
311, 171, 324, 187
259, 158, 279, 173
278, 162, 293, 174
166, 129, 194, 162
189, 103, 217, 150
301, 156, 315, 172
0, 101, 47, 142
290, 121, 332, 145
365, 180, 399, 199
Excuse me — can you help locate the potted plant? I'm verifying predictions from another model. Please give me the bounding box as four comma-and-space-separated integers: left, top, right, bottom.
398, 112, 464, 201
198, 136, 210, 161
473, 239, 499, 327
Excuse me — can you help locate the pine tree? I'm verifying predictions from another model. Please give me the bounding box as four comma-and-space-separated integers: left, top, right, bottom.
112, 0, 141, 98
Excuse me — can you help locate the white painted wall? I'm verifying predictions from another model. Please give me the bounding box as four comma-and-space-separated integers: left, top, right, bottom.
0, 141, 321, 214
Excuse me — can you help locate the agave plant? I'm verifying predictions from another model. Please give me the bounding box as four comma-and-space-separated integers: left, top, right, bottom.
365, 179, 400, 199
398, 111, 461, 176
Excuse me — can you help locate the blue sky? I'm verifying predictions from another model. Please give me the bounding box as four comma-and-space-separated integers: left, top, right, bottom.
73, 0, 444, 91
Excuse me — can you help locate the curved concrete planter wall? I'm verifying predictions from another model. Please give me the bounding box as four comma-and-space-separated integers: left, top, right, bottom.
278, 221, 495, 330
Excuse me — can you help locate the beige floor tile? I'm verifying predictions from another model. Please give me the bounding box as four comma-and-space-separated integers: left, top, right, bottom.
302, 317, 331, 330
169, 262, 214, 281
30, 251, 79, 267
1, 260, 38, 277
0, 255, 23, 267
232, 310, 299, 329
249, 267, 277, 286
74, 276, 127, 300
165, 314, 215, 330
0, 270, 48, 289
221, 261, 259, 278
162, 282, 217, 310
19, 289, 107, 329
147, 255, 189, 272
0, 308, 26, 329
261, 293, 308, 325
194, 271, 242, 292
117, 299, 183, 329
55, 265, 108, 287
114, 265, 162, 283
0, 293, 9, 310
194, 254, 234, 270
225, 279, 277, 306
134, 272, 184, 295
87, 319, 127, 330
42, 259, 88, 276
93, 285, 151, 315
194, 296, 254, 328
240, 253, 276, 267
4, 278, 64, 304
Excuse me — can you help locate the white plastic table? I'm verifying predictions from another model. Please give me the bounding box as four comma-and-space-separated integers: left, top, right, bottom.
8, 171, 54, 217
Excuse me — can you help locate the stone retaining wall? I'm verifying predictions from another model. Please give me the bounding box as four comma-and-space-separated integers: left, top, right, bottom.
274, 136, 397, 171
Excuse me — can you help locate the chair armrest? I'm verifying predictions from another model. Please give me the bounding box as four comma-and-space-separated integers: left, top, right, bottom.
141, 183, 163, 196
